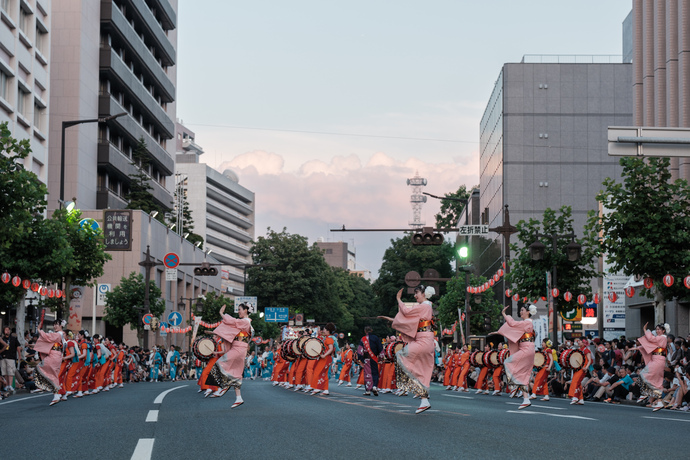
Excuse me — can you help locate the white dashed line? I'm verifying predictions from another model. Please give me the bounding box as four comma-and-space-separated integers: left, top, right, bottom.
153, 385, 187, 404
506, 410, 597, 420
145, 410, 159, 422
442, 394, 474, 400
130, 438, 155, 460
643, 416, 690, 423
505, 402, 566, 410
0, 394, 50, 406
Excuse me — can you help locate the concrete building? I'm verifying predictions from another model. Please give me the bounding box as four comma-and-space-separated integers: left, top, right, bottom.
48, 0, 177, 212
478, 59, 632, 338
176, 122, 255, 297
316, 241, 353, 271
0, 0, 51, 184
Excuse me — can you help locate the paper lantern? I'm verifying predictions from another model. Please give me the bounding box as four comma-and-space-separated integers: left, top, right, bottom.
48, 289, 54, 298
643, 277, 654, 289
505, 289, 512, 297
497, 269, 504, 278
22, 279, 30, 289
40, 286, 47, 296
551, 288, 560, 298
1, 272, 9, 283
31, 282, 39, 292
685, 276, 690, 289
625, 286, 635, 298
577, 294, 586, 305
489, 279, 495, 287
593, 293, 600, 304
608, 292, 618, 302
11, 276, 20, 287
563, 291, 573, 302
663, 274, 674, 287
493, 274, 500, 282
512, 294, 520, 301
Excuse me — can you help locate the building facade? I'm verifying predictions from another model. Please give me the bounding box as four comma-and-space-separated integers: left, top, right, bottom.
176, 122, 255, 298
0, 0, 51, 184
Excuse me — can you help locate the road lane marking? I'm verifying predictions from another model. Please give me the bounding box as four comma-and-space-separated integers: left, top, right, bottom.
505, 402, 565, 410
145, 410, 159, 422
153, 385, 188, 404
643, 416, 690, 423
443, 394, 474, 400
131, 438, 155, 460
506, 410, 597, 420
0, 394, 50, 406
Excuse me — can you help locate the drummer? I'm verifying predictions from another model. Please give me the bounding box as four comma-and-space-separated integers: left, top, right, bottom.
310, 323, 336, 395
474, 343, 492, 395
491, 344, 505, 396
531, 339, 553, 401
568, 337, 592, 405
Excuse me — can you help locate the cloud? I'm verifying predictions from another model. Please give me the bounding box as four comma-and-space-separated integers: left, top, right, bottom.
217, 150, 479, 230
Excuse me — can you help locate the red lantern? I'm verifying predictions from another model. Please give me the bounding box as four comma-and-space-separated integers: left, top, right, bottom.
563, 291, 573, 302
577, 294, 586, 305
22, 279, 30, 289
503, 261, 506, 269
48, 289, 54, 298
493, 274, 499, 282
551, 288, 560, 298
685, 276, 690, 289
608, 292, 618, 302
40, 286, 47, 296
1, 272, 9, 283
497, 269, 504, 278
505, 289, 512, 297
31, 282, 39, 292
625, 286, 635, 298
11, 276, 20, 287
512, 294, 520, 301
489, 279, 495, 287
593, 293, 600, 304
56, 289, 63, 298
663, 274, 674, 287
522, 297, 528, 303
466, 287, 471, 293
643, 277, 654, 289
541, 296, 547, 301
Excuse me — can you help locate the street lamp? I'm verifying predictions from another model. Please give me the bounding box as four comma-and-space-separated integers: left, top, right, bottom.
179, 296, 205, 352
529, 232, 582, 345
60, 112, 127, 203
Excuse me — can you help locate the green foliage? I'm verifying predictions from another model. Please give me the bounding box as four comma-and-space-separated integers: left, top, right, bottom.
508, 206, 598, 312
103, 272, 166, 345
588, 157, 690, 303
434, 185, 472, 229
172, 183, 204, 248
332, 268, 379, 341
437, 272, 504, 337
245, 228, 346, 326
372, 235, 454, 336
126, 137, 162, 217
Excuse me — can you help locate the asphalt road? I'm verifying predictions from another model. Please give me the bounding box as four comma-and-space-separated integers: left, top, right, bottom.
3, 379, 689, 460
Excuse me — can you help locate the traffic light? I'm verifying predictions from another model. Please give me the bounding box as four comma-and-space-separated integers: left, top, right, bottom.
457, 244, 468, 259
194, 262, 218, 276
483, 315, 491, 332
411, 227, 444, 245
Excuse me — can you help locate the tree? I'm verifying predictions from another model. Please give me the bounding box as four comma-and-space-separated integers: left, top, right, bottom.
587, 156, 690, 324
434, 185, 472, 229
171, 187, 204, 248
103, 272, 166, 346
508, 206, 598, 316
126, 137, 162, 218
372, 236, 454, 336
245, 228, 344, 325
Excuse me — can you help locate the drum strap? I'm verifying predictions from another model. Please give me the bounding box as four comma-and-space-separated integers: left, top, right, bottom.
361, 335, 378, 364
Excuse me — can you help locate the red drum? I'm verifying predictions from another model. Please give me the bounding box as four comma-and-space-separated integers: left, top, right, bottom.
483, 350, 496, 368
294, 337, 307, 357
559, 349, 585, 370
301, 337, 325, 360
384, 341, 405, 361
489, 350, 501, 367
192, 336, 216, 361
281, 339, 297, 362
471, 350, 484, 367
533, 351, 548, 368
498, 348, 510, 364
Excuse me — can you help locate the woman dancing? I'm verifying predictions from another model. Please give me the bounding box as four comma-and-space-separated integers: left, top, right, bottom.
207, 303, 252, 408
634, 322, 670, 411
491, 304, 537, 410
34, 319, 66, 406
381, 286, 436, 414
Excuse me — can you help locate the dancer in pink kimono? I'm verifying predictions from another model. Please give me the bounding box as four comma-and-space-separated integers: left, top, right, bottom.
383, 285, 436, 414
634, 322, 669, 412
492, 304, 536, 410
34, 320, 65, 406
207, 303, 252, 408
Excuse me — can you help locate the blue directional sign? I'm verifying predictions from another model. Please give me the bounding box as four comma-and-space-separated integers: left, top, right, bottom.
265, 307, 289, 323
168, 311, 183, 327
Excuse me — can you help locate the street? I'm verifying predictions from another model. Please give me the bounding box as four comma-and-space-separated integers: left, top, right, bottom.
2, 378, 688, 460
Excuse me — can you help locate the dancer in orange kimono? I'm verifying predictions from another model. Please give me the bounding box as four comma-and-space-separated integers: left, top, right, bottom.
311, 323, 336, 395
444, 349, 456, 389
474, 344, 492, 394
531, 339, 553, 401
338, 343, 354, 386
568, 337, 593, 405
453, 345, 471, 391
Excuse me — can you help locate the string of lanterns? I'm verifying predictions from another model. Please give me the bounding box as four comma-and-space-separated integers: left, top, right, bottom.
160, 325, 192, 334
190, 313, 220, 329
1, 271, 66, 299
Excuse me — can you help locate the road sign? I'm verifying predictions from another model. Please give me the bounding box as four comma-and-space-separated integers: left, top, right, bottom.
168, 311, 183, 327
96, 283, 111, 306
163, 253, 180, 269
608, 126, 690, 158
458, 225, 489, 235
79, 218, 100, 232
142, 313, 153, 325
234, 296, 257, 313
405, 271, 421, 287
165, 268, 177, 281
295, 313, 304, 326
265, 307, 289, 322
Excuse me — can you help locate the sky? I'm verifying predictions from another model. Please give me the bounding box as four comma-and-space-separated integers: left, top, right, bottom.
176, 0, 632, 278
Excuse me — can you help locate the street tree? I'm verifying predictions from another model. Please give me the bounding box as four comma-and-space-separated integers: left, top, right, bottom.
587, 156, 690, 324
434, 185, 472, 229
245, 228, 344, 325
103, 272, 166, 346
507, 206, 598, 315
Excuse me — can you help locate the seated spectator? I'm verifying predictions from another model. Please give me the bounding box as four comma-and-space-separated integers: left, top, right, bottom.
590, 367, 617, 401
17, 361, 39, 392
605, 367, 632, 403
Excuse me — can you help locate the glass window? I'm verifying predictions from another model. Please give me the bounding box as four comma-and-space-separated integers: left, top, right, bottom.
36, 27, 47, 54
0, 72, 8, 100
33, 101, 44, 130
17, 87, 28, 117
19, 8, 29, 34
1, 0, 9, 14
